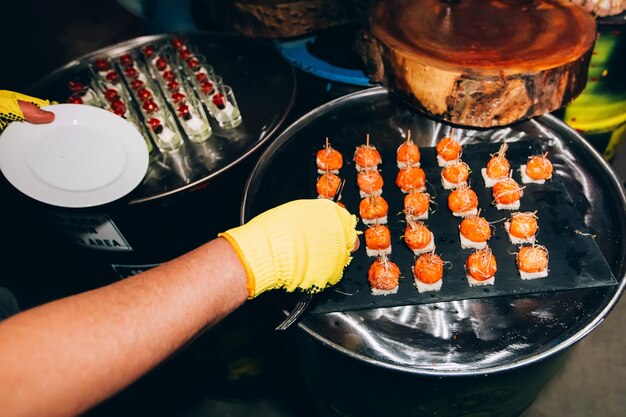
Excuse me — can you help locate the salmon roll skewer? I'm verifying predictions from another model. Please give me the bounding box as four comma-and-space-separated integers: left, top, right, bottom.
520, 153, 553, 184
403, 220, 435, 255
354, 133, 382, 172
436, 135, 462, 167
357, 169, 384, 198
368, 256, 400, 295
316, 172, 341, 199
505, 212, 538, 244
482, 143, 510, 187
448, 185, 479, 217
316, 137, 343, 174
459, 212, 491, 250
396, 166, 426, 193
404, 191, 430, 221
441, 160, 470, 190
493, 177, 524, 210
517, 244, 549, 280
465, 247, 497, 286
359, 195, 389, 225
365, 224, 392, 257
397, 130, 421, 168
413, 253, 444, 293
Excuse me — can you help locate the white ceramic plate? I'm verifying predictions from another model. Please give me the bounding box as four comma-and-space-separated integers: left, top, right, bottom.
0, 103, 149, 208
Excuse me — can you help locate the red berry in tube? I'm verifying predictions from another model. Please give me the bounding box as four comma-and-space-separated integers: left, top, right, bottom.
196, 72, 208, 82
177, 103, 191, 120
119, 54, 134, 67
131, 79, 144, 90
124, 66, 138, 78
68, 80, 86, 92
147, 117, 163, 134
68, 95, 83, 104
171, 91, 186, 104
167, 80, 180, 91
94, 58, 110, 72
163, 70, 176, 81
143, 99, 159, 114
142, 45, 155, 57
186, 57, 200, 70
110, 99, 126, 116
179, 49, 191, 60
104, 88, 120, 102
137, 88, 152, 102
155, 57, 168, 71
171, 37, 185, 49
212, 93, 226, 109
200, 81, 214, 95
106, 71, 119, 83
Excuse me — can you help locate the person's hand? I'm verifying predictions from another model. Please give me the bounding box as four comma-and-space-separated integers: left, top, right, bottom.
220, 199, 359, 298
0, 90, 55, 132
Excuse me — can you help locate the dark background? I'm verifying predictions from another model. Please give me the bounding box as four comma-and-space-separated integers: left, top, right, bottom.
1, 1, 625, 416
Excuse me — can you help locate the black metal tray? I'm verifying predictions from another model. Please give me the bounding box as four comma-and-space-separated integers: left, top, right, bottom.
309, 140, 617, 313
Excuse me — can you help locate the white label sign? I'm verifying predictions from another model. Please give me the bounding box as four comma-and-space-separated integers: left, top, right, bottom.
51, 212, 132, 251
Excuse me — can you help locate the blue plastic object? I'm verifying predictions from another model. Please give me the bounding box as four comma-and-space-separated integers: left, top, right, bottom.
274, 37, 373, 87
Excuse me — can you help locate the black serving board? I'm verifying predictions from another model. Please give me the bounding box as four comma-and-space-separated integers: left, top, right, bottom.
310, 140, 618, 314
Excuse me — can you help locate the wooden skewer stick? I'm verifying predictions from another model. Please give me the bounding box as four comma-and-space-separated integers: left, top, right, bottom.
366, 133, 370, 147
325, 136, 329, 149
407, 130, 412, 142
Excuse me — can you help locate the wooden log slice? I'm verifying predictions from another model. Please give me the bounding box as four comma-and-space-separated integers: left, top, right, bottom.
233, 0, 375, 38
365, 0, 597, 127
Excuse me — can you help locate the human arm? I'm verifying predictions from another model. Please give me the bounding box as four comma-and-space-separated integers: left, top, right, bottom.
0, 238, 248, 417
0, 199, 358, 417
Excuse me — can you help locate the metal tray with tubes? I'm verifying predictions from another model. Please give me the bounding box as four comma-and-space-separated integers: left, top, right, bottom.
29, 32, 296, 204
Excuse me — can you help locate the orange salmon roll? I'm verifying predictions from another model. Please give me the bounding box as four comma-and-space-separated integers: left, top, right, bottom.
493, 178, 523, 210
436, 136, 462, 166
459, 214, 491, 250
359, 195, 389, 225
521, 153, 553, 184
357, 170, 384, 198
465, 247, 497, 286
448, 185, 479, 217
441, 160, 470, 190
505, 212, 538, 244
316, 172, 341, 199
413, 253, 444, 293
365, 224, 392, 257
396, 166, 426, 193
404, 191, 430, 221
482, 143, 510, 188
368, 256, 400, 295
316, 140, 343, 174
397, 133, 421, 168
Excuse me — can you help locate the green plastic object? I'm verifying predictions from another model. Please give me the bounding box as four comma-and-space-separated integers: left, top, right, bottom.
564, 25, 626, 160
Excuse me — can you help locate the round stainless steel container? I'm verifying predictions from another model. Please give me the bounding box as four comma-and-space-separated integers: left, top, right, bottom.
242, 87, 626, 416
16, 32, 295, 273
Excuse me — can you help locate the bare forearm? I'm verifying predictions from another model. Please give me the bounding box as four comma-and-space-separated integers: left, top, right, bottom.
0, 238, 248, 417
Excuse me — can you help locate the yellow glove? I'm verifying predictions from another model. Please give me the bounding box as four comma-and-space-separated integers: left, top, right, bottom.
220, 199, 358, 298
0, 90, 52, 132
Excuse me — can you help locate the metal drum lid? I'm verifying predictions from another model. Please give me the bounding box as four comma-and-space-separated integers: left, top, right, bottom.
29, 32, 295, 205
242, 87, 626, 375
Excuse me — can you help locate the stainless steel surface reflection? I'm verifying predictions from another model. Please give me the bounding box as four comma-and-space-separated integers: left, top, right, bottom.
243, 87, 626, 375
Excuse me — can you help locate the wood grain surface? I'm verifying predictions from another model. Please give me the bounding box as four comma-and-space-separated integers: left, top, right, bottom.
362, 0, 597, 127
